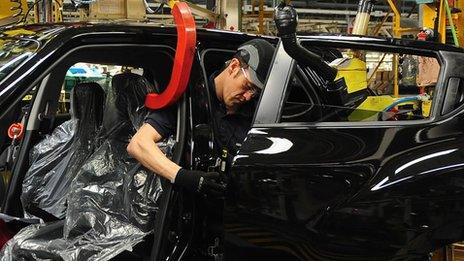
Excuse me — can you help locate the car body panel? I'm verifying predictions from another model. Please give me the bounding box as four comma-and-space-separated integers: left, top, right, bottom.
2, 22, 464, 260
228, 116, 464, 259
225, 31, 464, 260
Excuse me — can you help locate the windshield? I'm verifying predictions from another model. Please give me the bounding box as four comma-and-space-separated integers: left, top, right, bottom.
0, 37, 40, 83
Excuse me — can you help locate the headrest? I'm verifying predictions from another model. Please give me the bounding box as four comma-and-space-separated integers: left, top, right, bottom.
71, 82, 105, 128
102, 73, 155, 134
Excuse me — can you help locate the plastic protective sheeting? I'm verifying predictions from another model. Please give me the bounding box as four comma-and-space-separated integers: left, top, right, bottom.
21, 82, 105, 219
1, 73, 172, 261
22, 120, 76, 217
0, 214, 39, 224
0, 214, 39, 250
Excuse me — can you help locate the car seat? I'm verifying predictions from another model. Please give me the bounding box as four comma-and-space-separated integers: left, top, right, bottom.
62, 73, 165, 257
1, 73, 174, 261
21, 82, 105, 220
100, 73, 152, 139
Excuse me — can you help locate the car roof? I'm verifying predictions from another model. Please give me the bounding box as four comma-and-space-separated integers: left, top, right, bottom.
0, 22, 277, 49
298, 34, 464, 53
1, 22, 462, 53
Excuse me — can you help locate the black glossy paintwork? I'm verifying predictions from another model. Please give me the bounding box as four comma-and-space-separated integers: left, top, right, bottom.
3, 22, 464, 260
226, 109, 464, 259
0, 22, 455, 113
225, 32, 464, 259
299, 34, 464, 53
0, 23, 275, 115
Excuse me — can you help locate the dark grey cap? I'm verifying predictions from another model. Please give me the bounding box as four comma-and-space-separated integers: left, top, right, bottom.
235, 39, 275, 89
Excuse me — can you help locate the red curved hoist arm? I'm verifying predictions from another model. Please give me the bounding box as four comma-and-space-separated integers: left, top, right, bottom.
145, 2, 197, 110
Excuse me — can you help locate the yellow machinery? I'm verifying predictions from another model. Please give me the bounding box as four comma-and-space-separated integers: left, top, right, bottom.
0, 0, 28, 26
0, 0, 63, 25
331, 0, 371, 95
348, 95, 431, 121
331, 57, 368, 94
418, 0, 459, 46
333, 0, 435, 121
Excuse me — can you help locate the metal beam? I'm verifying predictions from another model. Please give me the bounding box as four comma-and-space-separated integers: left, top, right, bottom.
186, 2, 219, 21
216, 0, 241, 31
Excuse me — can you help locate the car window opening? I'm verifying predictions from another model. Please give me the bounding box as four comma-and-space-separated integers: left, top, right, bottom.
23, 62, 173, 216
0, 42, 185, 259
280, 45, 441, 123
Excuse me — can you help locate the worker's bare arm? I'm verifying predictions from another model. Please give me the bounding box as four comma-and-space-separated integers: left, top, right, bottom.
127, 123, 181, 182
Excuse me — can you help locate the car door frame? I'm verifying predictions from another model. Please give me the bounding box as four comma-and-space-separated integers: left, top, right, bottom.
226, 38, 464, 259
1, 29, 179, 216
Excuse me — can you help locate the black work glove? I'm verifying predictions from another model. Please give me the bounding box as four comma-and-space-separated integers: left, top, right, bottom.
174, 169, 225, 196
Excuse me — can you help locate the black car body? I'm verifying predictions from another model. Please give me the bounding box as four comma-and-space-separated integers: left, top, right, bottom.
1, 19, 464, 261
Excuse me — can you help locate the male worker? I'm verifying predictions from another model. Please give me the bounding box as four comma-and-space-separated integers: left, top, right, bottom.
127, 39, 275, 194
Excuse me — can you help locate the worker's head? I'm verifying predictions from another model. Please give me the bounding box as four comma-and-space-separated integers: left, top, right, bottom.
218, 39, 275, 112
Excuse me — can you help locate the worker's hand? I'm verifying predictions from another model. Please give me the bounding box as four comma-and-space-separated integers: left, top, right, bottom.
174, 169, 225, 196
274, 2, 298, 37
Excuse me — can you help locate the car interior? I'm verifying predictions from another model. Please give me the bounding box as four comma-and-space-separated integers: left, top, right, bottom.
4, 45, 175, 209
0, 36, 264, 259
22, 81, 105, 221
0, 44, 195, 260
